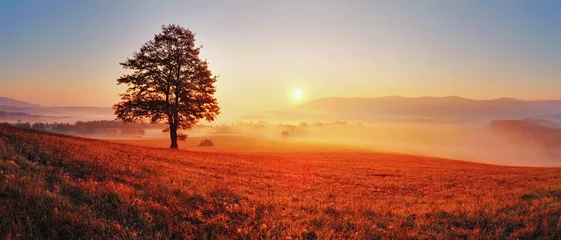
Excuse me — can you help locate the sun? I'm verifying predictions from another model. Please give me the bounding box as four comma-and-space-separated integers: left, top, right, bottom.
292, 88, 303, 101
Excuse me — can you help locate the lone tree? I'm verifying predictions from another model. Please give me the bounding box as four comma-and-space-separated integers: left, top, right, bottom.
114, 24, 219, 149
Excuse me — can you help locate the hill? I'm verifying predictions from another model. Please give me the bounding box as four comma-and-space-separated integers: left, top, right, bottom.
0, 97, 42, 108
0, 97, 113, 121
0, 111, 67, 123
244, 96, 561, 122
0, 105, 113, 122
2, 125, 561, 238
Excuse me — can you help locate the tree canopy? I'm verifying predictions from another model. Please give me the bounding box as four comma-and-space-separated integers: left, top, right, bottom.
114, 24, 219, 148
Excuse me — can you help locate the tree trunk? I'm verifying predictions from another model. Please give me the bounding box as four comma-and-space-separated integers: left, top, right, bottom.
169, 124, 178, 149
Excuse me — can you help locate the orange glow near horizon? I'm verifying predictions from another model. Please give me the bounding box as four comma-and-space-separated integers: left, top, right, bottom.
1, 1, 561, 117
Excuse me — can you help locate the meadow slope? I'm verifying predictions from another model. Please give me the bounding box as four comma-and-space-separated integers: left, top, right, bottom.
1, 125, 561, 239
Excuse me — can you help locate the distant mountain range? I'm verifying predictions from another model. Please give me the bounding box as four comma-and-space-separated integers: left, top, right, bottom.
3, 96, 561, 123
244, 96, 561, 122
0, 111, 67, 122
0, 97, 43, 108
0, 97, 113, 122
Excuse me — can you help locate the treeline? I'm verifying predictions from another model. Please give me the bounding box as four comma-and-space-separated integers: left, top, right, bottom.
5, 119, 363, 139
0, 111, 35, 118
7, 120, 149, 137
210, 121, 362, 139
0, 111, 67, 122
489, 119, 561, 150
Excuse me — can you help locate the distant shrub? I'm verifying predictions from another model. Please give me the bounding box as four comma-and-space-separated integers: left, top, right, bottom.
13, 122, 31, 129
281, 131, 289, 139
213, 124, 237, 134
199, 139, 214, 146
313, 122, 324, 127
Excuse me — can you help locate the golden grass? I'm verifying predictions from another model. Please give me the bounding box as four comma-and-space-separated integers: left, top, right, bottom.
2, 125, 561, 239
105, 135, 366, 153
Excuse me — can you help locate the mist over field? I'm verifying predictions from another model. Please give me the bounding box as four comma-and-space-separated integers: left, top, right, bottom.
103, 96, 561, 166
229, 121, 561, 166
98, 119, 560, 167
4, 95, 561, 166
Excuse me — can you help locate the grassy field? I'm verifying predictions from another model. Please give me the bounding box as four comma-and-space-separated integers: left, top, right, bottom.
105, 134, 369, 153
2, 125, 561, 239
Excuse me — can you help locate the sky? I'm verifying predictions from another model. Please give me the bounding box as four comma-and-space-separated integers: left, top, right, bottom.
1, 0, 560, 118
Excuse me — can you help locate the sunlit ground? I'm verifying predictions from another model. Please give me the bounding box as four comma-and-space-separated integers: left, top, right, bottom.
105, 121, 560, 166
2, 125, 561, 239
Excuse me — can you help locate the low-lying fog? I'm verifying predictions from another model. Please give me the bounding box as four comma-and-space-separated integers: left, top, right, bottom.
298, 122, 556, 167
10, 117, 560, 166
172, 120, 561, 167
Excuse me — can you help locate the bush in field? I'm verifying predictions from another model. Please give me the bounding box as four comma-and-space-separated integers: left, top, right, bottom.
199, 139, 214, 146
281, 131, 289, 139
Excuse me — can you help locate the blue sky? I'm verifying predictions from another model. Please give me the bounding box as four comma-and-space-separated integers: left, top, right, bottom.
1, 0, 560, 117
